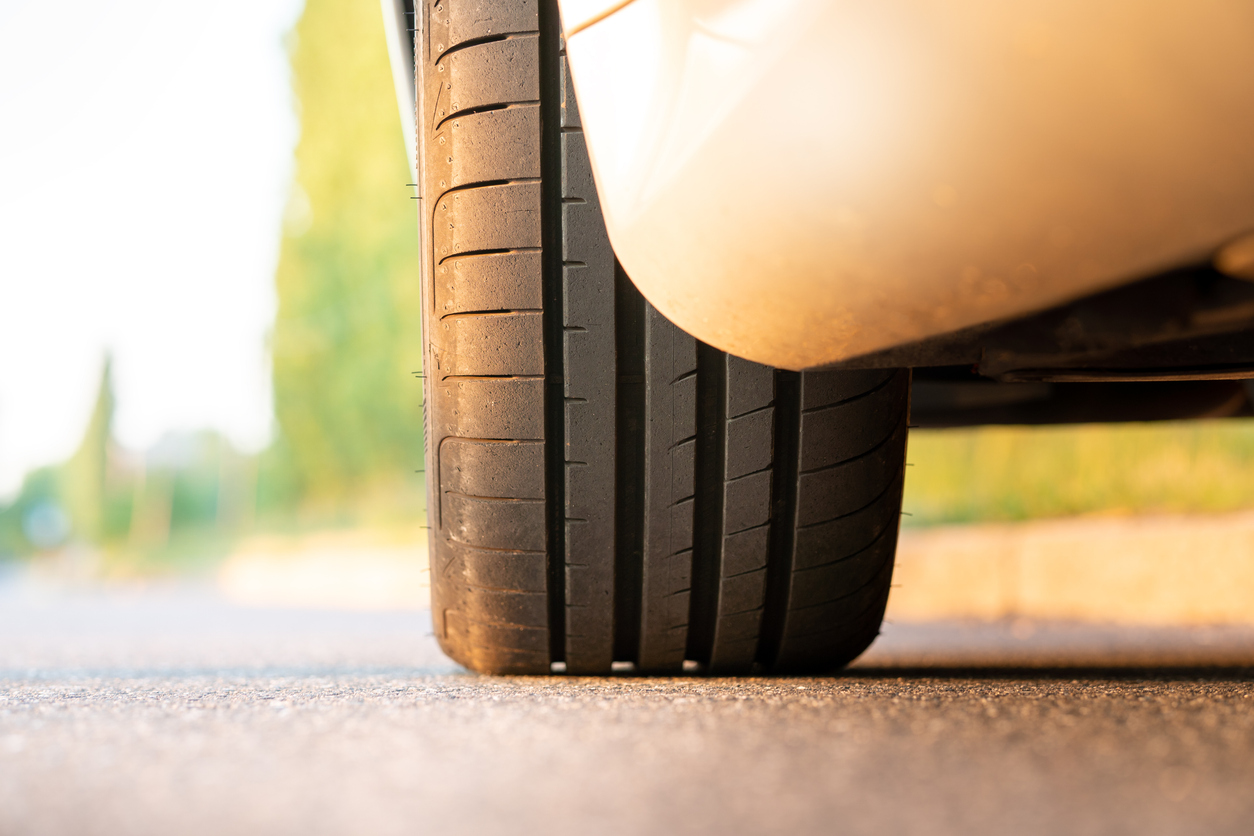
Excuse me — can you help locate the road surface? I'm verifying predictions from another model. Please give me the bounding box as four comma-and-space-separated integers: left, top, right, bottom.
2, 579, 1252, 835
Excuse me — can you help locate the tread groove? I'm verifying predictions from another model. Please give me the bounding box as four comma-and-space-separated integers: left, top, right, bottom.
613, 260, 647, 663
438, 246, 541, 265
539, 0, 565, 665
434, 177, 542, 205
436, 100, 541, 131
439, 309, 543, 321
434, 31, 539, 65
442, 492, 544, 503
726, 464, 772, 484
724, 519, 771, 537
671, 369, 698, 385
440, 374, 544, 382
440, 542, 545, 555
687, 345, 726, 663
437, 436, 543, 447
463, 583, 548, 595
723, 605, 765, 617
730, 402, 774, 420
757, 370, 801, 667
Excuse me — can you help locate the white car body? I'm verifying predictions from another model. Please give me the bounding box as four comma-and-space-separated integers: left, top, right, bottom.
560, 0, 1254, 370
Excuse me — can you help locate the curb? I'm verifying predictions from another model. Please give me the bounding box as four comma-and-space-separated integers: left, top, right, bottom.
888, 512, 1254, 625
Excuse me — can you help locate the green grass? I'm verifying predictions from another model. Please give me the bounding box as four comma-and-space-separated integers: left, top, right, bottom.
902, 419, 1254, 526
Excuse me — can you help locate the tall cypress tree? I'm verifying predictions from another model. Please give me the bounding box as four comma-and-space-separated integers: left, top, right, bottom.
62, 356, 115, 542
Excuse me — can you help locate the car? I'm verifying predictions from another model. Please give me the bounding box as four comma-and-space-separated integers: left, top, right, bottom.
379, 0, 1254, 674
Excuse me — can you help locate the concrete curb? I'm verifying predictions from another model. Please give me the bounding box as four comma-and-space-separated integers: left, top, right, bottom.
889, 512, 1254, 625
218, 529, 429, 611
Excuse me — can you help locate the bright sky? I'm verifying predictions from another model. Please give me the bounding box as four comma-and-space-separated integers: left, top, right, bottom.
0, 0, 306, 498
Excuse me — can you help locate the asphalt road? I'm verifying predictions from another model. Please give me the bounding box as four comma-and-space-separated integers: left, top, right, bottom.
2, 580, 1253, 836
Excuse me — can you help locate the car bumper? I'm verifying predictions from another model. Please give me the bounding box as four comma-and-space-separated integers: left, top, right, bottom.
562, 0, 1254, 369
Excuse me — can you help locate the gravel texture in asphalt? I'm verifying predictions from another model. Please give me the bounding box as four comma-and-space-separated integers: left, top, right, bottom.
2, 581, 1253, 836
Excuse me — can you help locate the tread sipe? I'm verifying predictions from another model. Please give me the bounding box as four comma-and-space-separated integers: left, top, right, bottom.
417, 0, 910, 675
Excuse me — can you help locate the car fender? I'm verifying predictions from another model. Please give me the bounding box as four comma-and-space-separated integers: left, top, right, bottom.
562, 0, 1254, 369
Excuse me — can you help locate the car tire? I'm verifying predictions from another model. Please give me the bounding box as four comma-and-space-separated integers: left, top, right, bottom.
416, 0, 910, 674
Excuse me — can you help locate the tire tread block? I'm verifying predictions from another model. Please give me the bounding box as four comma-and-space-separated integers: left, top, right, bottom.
462, 584, 548, 626
799, 373, 909, 472
434, 182, 541, 262
722, 525, 769, 578
445, 107, 541, 190
439, 0, 539, 56
448, 0, 536, 52
443, 493, 545, 551
795, 420, 907, 526
723, 471, 771, 534
794, 473, 905, 571
433, 378, 544, 440
438, 311, 543, 378
440, 439, 544, 498
724, 409, 773, 479
445, 609, 548, 656
443, 37, 539, 123
444, 542, 547, 594
780, 555, 895, 645
435, 250, 542, 319
790, 527, 898, 610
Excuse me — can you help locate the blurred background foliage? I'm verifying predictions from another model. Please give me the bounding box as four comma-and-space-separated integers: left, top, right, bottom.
269, 0, 424, 508
0, 0, 1251, 568
0, 0, 424, 568
904, 421, 1254, 526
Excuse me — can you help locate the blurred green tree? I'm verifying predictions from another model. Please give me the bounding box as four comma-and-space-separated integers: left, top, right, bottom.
903, 421, 1254, 525
61, 356, 115, 542
270, 0, 424, 503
